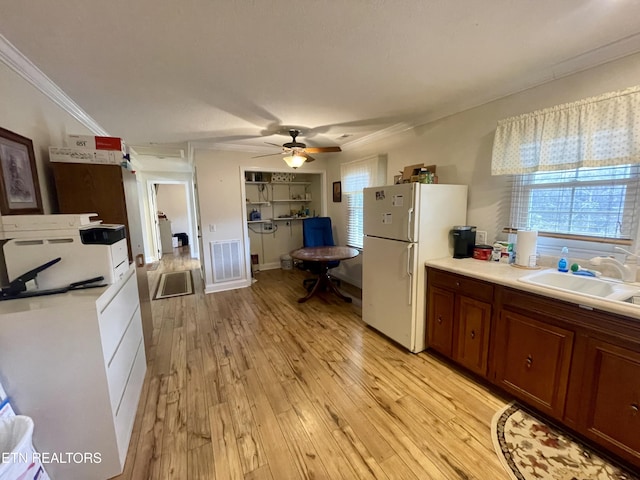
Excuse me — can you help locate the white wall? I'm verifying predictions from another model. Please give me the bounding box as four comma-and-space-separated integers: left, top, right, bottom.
0, 61, 94, 214
156, 184, 189, 235
327, 51, 640, 287
194, 148, 328, 293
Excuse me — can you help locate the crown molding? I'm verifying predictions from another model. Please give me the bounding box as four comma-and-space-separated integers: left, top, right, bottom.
0, 34, 109, 136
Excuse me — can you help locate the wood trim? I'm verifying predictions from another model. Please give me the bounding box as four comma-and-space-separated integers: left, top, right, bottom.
501, 227, 633, 245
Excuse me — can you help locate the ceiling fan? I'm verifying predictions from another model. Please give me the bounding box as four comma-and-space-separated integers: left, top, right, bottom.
255, 129, 342, 168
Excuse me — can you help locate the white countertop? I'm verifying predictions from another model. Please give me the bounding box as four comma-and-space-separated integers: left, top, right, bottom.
425, 257, 640, 320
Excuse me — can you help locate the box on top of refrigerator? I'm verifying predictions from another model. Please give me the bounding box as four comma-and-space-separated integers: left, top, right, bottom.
67, 134, 126, 153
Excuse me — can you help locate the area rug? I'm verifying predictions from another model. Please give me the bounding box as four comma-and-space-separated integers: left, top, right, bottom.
492, 403, 638, 480
153, 270, 193, 300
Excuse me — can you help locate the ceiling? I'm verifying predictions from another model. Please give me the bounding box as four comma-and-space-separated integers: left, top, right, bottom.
1, 0, 640, 157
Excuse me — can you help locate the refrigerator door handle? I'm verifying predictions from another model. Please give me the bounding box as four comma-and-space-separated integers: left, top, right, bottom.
406, 243, 414, 305
407, 207, 414, 242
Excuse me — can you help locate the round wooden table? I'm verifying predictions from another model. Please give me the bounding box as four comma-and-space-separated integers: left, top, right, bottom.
290, 246, 360, 303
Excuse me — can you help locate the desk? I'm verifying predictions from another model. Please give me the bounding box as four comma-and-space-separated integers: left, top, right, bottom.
290, 246, 359, 303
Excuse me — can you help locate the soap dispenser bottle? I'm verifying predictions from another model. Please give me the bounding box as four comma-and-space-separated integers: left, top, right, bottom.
558, 247, 569, 272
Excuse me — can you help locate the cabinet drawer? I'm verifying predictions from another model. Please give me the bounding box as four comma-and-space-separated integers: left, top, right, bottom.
581, 338, 640, 462
99, 270, 140, 363
428, 268, 494, 302
107, 307, 143, 413
496, 310, 573, 418
114, 338, 146, 465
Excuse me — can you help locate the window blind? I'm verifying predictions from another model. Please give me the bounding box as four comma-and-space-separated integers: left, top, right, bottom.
509, 164, 640, 243
341, 156, 380, 249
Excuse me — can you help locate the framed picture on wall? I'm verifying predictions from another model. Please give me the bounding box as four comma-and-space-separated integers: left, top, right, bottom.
333, 181, 342, 202
0, 126, 43, 215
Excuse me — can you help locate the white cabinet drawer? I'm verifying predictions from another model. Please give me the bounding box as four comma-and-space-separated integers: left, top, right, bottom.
107, 307, 143, 413
99, 270, 140, 363
114, 337, 146, 466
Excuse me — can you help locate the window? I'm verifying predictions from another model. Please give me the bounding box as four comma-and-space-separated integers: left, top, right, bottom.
510, 164, 640, 243
492, 85, 640, 246
341, 156, 384, 248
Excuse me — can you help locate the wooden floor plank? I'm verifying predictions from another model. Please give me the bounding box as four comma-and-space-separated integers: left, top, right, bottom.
210, 402, 244, 480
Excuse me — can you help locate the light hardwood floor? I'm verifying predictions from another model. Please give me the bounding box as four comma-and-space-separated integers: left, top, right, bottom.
113, 248, 511, 479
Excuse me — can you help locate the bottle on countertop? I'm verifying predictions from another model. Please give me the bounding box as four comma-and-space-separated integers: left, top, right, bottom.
558, 246, 569, 272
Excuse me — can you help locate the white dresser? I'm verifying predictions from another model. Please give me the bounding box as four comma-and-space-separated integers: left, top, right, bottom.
0, 264, 146, 479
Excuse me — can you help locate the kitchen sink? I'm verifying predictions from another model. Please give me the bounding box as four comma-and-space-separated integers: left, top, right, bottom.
518, 269, 640, 302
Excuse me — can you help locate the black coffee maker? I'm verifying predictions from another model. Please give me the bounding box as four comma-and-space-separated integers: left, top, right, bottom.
452, 226, 476, 258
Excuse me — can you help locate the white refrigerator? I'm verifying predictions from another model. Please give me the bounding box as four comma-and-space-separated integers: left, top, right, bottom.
363, 183, 468, 353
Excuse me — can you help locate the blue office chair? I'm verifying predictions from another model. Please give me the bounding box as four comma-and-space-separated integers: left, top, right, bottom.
301, 217, 340, 290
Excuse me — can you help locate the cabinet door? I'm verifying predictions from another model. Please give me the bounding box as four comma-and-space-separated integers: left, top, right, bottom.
454, 296, 491, 376
580, 338, 640, 463
427, 286, 455, 356
496, 311, 573, 418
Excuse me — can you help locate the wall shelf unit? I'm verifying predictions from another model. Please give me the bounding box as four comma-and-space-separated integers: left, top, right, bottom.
244, 172, 321, 270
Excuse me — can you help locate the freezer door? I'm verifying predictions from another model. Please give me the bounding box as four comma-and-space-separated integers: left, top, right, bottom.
363, 183, 417, 242
362, 235, 419, 351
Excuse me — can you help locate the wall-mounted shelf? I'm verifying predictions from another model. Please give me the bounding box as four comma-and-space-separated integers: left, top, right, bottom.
273, 216, 309, 221
247, 219, 272, 224
247, 201, 270, 205
270, 181, 311, 185
245, 181, 270, 185
271, 199, 311, 203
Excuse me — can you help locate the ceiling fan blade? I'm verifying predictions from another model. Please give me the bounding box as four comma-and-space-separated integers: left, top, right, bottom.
264, 141, 283, 147
301, 153, 315, 163
252, 152, 283, 158
304, 146, 342, 153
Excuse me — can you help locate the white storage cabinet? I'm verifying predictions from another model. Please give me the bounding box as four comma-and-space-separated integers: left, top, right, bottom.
0, 264, 146, 479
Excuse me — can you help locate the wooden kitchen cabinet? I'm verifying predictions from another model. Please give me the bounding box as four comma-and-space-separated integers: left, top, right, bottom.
579, 337, 640, 465
455, 295, 492, 376
494, 310, 574, 418
425, 266, 640, 469
427, 286, 455, 356
426, 268, 494, 376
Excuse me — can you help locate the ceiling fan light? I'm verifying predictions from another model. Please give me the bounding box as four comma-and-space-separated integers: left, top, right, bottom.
283, 154, 306, 169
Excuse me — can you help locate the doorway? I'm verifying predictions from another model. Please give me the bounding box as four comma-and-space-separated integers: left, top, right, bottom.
153, 183, 191, 258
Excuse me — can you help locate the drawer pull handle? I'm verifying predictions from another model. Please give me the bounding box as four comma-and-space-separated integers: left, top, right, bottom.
470, 330, 475, 340
455, 281, 460, 287
437, 316, 443, 324
526, 355, 533, 368
632, 404, 639, 416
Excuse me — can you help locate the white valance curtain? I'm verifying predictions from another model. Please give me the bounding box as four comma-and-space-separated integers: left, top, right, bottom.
491, 85, 640, 175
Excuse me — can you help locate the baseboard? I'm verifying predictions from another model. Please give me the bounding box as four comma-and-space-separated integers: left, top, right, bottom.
204, 278, 251, 294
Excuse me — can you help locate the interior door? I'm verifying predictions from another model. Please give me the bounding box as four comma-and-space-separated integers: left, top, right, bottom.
362, 235, 417, 351
193, 167, 205, 280
149, 183, 162, 260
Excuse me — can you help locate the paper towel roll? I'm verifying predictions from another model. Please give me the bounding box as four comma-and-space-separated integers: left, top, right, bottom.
516, 230, 538, 267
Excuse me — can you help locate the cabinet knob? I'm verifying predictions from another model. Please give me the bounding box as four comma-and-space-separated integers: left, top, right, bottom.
437, 315, 443, 324
455, 281, 460, 287
632, 404, 639, 416
470, 330, 475, 340
526, 355, 533, 368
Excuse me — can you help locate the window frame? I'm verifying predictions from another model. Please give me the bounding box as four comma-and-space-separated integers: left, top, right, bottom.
340, 155, 386, 250
509, 164, 640, 256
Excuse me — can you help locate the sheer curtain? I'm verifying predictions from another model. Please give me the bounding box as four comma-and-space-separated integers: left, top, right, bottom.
491, 85, 640, 175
